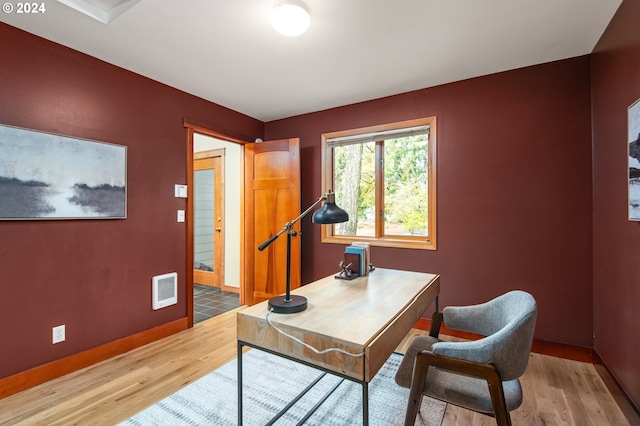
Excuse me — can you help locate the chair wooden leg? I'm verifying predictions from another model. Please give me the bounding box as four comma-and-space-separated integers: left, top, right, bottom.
404, 391, 423, 426
429, 311, 444, 338
404, 351, 430, 426
486, 372, 511, 426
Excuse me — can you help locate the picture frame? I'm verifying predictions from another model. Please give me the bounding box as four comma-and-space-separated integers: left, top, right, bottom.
629, 99, 640, 221
0, 124, 127, 220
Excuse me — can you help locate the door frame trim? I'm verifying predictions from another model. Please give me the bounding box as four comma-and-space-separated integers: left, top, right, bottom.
184, 120, 250, 327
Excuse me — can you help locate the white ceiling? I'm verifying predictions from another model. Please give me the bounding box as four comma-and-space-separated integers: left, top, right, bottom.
2, 0, 622, 122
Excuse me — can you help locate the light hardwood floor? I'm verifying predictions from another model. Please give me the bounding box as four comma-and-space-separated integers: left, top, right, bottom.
0, 308, 631, 426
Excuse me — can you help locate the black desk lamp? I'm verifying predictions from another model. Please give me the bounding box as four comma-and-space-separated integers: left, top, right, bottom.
258, 190, 349, 314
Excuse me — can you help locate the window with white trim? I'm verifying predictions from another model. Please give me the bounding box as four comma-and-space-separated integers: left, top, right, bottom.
321, 117, 437, 250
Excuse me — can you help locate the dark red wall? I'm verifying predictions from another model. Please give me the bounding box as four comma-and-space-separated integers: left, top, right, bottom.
591, 0, 640, 408
266, 57, 594, 347
4, 8, 633, 396
0, 23, 263, 378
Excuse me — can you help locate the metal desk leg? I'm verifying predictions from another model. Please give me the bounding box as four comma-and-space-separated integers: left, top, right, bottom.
238, 341, 243, 426
363, 381, 369, 426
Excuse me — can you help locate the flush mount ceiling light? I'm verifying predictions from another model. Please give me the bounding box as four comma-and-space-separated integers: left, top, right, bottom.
57, 0, 141, 24
271, 0, 310, 37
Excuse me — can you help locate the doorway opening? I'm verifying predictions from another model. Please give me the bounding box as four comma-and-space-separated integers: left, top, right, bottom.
185, 123, 301, 326
190, 131, 245, 324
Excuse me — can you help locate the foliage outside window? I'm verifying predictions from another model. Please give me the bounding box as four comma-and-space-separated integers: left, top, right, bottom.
321, 117, 437, 250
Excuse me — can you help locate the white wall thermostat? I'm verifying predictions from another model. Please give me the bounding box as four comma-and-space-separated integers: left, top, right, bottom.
174, 184, 188, 198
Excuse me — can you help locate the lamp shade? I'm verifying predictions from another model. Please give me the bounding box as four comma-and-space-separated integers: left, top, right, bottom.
313, 192, 349, 224
271, 0, 310, 37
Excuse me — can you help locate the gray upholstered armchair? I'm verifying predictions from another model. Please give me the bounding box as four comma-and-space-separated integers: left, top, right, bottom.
395, 290, 537, 426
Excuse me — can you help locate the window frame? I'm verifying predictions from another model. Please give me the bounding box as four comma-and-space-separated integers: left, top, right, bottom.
320, 116, 437, 250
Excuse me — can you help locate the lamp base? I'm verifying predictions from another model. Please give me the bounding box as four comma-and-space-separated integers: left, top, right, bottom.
268, 295, 308, 314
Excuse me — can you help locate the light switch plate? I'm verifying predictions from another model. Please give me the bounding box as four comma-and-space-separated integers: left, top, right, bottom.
174, 184, 188, 198
177, 210, 185, 222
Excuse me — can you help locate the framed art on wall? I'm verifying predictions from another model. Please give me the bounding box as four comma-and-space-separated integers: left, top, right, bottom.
629, 98, 640, 221
0, 124, 127, 220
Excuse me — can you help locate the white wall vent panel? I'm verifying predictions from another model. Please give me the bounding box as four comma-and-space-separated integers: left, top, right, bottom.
152, 272, 177, 310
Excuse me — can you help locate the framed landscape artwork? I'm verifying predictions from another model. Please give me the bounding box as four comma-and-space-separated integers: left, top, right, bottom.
0, 124, 127, 220
629, 98, 640, 221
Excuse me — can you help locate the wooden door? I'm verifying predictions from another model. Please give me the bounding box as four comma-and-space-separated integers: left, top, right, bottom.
193, 155, 224, 288
244, 139, 300, 305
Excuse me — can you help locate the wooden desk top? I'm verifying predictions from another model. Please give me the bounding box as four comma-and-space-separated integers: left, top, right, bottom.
237, 268, 439, 382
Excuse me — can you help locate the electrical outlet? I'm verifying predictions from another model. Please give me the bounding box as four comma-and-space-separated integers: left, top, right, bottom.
52, 325, 65, 344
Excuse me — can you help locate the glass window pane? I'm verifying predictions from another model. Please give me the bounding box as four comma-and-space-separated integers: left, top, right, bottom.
194, 169, 214, 271
333, 141, 375, 236
383, 135, 429, 236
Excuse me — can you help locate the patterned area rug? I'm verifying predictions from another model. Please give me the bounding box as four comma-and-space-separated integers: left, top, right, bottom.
121, 350, 446, 426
